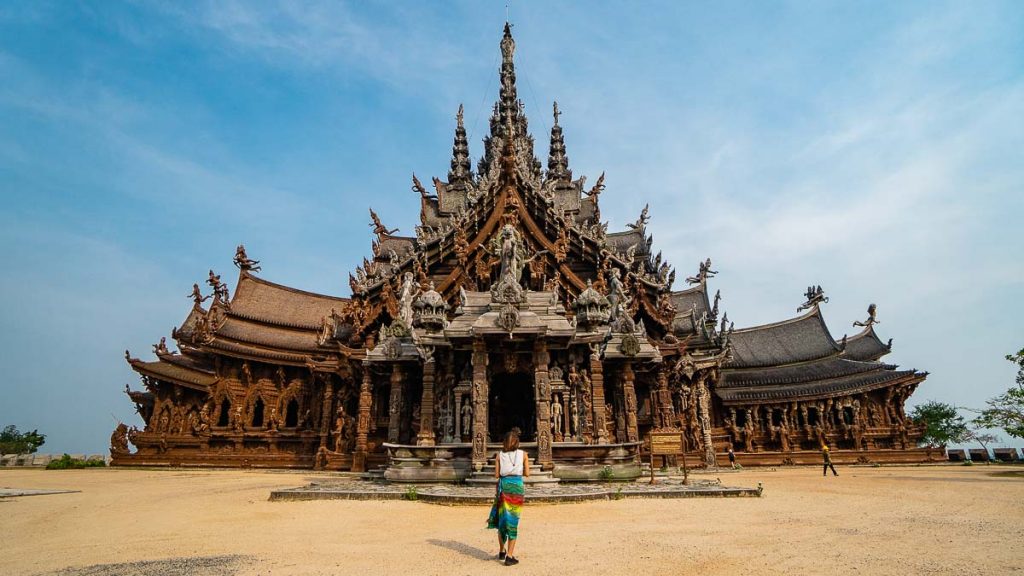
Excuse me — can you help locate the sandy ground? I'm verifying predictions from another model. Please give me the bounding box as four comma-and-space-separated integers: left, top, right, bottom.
1, 465, 1022, 576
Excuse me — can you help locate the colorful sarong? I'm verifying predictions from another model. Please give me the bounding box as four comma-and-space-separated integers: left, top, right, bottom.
487, 475, 524, 541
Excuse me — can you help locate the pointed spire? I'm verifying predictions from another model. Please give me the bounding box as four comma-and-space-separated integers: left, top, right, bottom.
498, 22, 519, 131
448, 104, 471, 185
547, 101, 570, 182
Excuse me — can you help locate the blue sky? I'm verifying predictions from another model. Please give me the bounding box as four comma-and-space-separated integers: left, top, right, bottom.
1, 1, 1021, 454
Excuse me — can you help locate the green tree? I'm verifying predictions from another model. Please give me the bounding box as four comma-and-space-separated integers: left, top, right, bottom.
0, 425, 47, 456
909, 401, 968, 447
973, 349, 1024, 439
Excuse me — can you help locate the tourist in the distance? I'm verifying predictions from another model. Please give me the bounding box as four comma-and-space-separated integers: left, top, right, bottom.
727, 446, 736, 469
822, 444, 838, 477
488, 428, 529, 566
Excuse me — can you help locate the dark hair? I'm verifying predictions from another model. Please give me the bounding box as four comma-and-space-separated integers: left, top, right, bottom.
502, 429, 520, 452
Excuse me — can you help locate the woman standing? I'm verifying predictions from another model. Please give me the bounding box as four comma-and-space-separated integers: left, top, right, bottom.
487, 429, 530, 566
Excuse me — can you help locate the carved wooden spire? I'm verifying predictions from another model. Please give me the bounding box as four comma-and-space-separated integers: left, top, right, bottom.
547, 101, 570, 182
448, 104, 472, 185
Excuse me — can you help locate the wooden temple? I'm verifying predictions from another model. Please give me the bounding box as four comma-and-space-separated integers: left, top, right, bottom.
113, 24, 937, 479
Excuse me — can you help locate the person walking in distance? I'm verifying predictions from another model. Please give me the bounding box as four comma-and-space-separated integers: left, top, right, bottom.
727, 446, 736, 469
822, 444, 838, 476
488, 429, 530, 566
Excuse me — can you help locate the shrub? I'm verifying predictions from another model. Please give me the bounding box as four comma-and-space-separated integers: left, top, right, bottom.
598, 466, 614, 482
45, 454, 106, 470
403, 486, 418, 501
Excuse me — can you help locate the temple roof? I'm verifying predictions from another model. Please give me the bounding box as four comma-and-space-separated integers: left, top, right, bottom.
229, 272, 348, 330
716, 367, 919, 404
669, 282, 711, 335
722, 356, 897, 388
128, 357, 216, 390
726, 307, 841, 369
844, 326, 892, 361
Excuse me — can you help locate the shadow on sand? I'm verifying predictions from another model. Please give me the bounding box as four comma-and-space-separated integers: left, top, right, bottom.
427, 539, 494, 561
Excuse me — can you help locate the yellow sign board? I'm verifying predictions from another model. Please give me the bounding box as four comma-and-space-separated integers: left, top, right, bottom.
650, 432, 683, 456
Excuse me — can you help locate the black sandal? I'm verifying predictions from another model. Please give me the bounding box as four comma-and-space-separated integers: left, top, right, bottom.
504, 556, 519, 566
498, 551, 506, 560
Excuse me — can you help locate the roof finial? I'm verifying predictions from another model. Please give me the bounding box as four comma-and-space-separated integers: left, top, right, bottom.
448, 103, 472, 185
547, 101, 570, 182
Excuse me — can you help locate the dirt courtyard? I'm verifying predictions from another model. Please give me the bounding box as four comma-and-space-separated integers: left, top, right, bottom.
2, 465, 1021, 576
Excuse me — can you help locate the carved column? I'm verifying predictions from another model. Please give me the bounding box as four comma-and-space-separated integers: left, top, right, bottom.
656, 366, 675, 429
417, 350, 436, 446
454, 391, 463, 439
470, 339, 489, 470
387, 365, 403, 444
621, 362, 639, 443
318, 376, 334, 451
590, 346, 609, 444
534, 339, 553, 469
352, 365, 373, 472
696, 372, 717, 467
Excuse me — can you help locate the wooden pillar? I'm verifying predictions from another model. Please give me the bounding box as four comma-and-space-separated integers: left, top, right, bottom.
590, 346, 609, 444
318, 376, 334, 450
470, 339, 489, 470
534, 339, 553, 469
696, 372, 717, 467
622, 362, 639, 443
655, 366, 675, 429
417, 350, 436, 446
352, 366, 373, 472
387, 364, 403, 444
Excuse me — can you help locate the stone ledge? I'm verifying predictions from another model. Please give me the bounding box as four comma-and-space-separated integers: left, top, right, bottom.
269, 479, 762, 505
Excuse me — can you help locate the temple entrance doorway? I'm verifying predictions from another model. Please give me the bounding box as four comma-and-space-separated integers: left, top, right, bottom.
489, 372, 536, 442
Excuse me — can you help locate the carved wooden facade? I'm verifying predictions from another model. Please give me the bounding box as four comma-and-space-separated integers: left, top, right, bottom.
114, 25, 934, 477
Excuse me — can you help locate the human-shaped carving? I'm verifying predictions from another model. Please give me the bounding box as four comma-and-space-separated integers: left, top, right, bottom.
157, 410, 170, 434
606, 268, 631, 325
267, 407, 280, 432
853, 303, 879, 328
743, 416, 754, 452
369, 208, 399, 238
233, 244, 261, 272
188, 283, 210, 306
232, 405, 245, 432
495, 224, 525, 282
778, 421, 791, 452
197, 402, 212, 434
110, 423, 131, 456
186, 409, 200, 435
685, 258, 718, 285
551, 395, 564, 440
461, 398, 473, 439
153, 337, 169, 355
207, 270, 230, 302
397, 272, 418, 328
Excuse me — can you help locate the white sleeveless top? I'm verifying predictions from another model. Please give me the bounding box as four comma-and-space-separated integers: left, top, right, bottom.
498, 449, 524, 477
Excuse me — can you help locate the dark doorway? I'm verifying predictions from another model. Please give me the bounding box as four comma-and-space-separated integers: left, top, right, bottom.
489, 372, 536, 442
285, 399, 299, 428
251, 398, 265, 428
218, 398, 231, 427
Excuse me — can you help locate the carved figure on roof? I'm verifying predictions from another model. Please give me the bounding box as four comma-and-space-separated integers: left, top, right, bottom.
459, 286, 468, 308
685, 258, 717, 285
397, 272, 419, 328
853, 303, 879, 328
584, 171, 605, 198
188, 283, 210, 306
797, 285, 829, 312
233, 244, 261, 272
411, 173, 433, 199
627, 203, 650, 230
153, 337, 168, 355
369, 208, 399, 239
207, 270, 229, 303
